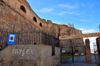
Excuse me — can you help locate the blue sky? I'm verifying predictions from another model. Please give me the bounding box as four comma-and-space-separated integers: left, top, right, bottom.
27, 0, 100, 34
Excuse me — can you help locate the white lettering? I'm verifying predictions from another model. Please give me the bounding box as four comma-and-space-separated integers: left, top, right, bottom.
31, 50, 34, 54
26, 49, 30, 54
12, 49, 34, 56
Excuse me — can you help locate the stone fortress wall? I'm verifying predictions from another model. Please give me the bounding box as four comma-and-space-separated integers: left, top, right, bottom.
0, 0, 85, 65
0, 0, 82, 37
0, 0, 85, 53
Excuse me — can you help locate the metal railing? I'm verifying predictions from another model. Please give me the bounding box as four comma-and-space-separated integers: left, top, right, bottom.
0, 29, 59, 51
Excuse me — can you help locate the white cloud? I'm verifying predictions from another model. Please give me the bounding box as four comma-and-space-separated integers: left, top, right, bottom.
58, 11, 73, 15
87, 3, 94, 8
52, 20, 63, 24
81, 3, 85, 7
38, 8, 54, 13
79, 28, 95, 33
77, 13, 81, 15
51, 11, 73, 15
80, 19, 88, 21
58, 4, 76, 9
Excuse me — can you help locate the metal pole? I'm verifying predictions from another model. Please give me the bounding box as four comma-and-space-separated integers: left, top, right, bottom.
72, 46, 74, 63
70, 39, 74, 63
60, 46, 62, 63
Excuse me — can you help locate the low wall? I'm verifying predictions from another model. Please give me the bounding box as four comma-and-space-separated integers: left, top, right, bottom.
0, 44, 60, 66
40, 45, 60, 66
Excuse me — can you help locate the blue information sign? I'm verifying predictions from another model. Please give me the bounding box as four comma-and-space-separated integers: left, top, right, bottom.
7, 33, 16, 45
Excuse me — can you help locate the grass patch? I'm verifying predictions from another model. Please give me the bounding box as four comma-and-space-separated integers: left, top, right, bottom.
74, 55, 85, 58
62, 55, 72, 59
62, 54, 85, 59
62, 53, 98, 59
91, 53, 98, 55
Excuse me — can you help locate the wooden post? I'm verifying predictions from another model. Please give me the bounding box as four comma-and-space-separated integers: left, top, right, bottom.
85, 39, 92, 64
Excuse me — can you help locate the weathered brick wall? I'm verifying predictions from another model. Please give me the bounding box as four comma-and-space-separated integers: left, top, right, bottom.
41, 32, 59, 46
0, 0, 85, 64
0, 45, 60, 66
41, 19, 60, 38
61, 38, 84, 47
0, 0, 40, 32
0, 0, 83, 36
60, 25, 70, 35
0, 60, 37, 66
71, 38, 84, 46
6, 0, 42, 30
61, 38, 85, 53
0, 0, 60, 42
40, 45, 60, 66
0, 45, 41, 66
0, 30, 8, 51
0, 0, 83, 43
0, 0, 59, 47
0, 30, 42, 46
41, 57, 60, 66
59, 24, 84, 53
60, 25, 82, 36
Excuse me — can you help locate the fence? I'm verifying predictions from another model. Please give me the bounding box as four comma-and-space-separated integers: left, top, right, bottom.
93, 44, 99, 62
0, 29, 59, 51
61, 45, 86, 63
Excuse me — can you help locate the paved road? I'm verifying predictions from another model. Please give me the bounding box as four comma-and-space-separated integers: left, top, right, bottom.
59, 63, 98, 66
60, 55, 99, 66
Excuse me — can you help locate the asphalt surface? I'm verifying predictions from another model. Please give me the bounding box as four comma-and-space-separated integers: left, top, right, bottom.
60, 55, 99, 66
59, 63, 98, 66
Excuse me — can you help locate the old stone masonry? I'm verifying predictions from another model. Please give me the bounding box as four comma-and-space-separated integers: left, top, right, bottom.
0, 0, 85, 66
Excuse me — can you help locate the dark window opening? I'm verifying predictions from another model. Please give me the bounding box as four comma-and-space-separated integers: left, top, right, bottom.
52, 46, 55, 56
34, 42, 36, 45
0, 3, 3, 6
20, 5, 26, 13
33, 17, 37, 22
40, 23, 42, 27
0, 45, 2, 51
1, 0, 4, 3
